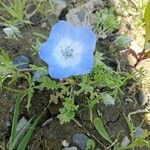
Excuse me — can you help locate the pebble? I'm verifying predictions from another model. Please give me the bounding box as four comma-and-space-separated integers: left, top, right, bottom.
144, 113, 150, 125
121, 136, 130, 147
72, 133, 89, 150
12, 55, 30, 70
134, 127, 144, 138
5, 120, 11, 127
138, 88, 149, 105
42, 118, 53, 127
54, 0, 67, 17
66, 0, 104, 28
62, 146, 77, 150
62, 140, 69, 147
16, 116, 28, 132
41, 22, 47, 28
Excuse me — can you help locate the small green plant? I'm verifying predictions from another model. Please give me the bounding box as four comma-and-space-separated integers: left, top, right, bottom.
85, 117, 113, 149
94, 117, 113, 144
57, 98, 79, 124
114, 114, 150, 150
110, 34, 132, 57
95, 7, 120, 38
8, 93, 48, 150
0, 48, 18, 87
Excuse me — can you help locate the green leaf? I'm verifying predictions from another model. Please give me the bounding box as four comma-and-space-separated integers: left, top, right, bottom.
94, 117, 112, 143
145, 23, 150, 44
57, 98, 79, 124
86, 139, 96, 150
9, 94, 21, 150
9, 118, 33, 150
39, 76, 58, 90
17, 116, 40, 150
144, 1, 150, 45
144, 0, 150, 23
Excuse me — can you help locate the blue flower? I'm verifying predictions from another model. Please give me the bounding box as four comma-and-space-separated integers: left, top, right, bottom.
39, 21, 96, 79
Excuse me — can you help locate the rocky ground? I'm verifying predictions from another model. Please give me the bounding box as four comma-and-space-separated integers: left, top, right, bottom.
0, 0, 150, 150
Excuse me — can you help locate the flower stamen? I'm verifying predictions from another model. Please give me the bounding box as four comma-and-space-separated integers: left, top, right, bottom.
61, 46, 74, 59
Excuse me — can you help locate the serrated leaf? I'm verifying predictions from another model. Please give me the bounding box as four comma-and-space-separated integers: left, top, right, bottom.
39, 76, 58, 90
94, 117, 112, 143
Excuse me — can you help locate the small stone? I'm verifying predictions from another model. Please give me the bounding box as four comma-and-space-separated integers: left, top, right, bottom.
12, 55, 30, 69
62, 140, 69, 147
41, 22, 47, 28
5, 120, 11, 127
42, 118, 53, 127
121, 136, 130, 147
62, 146, 77, 150
16, 117, 28, 132
66, 0, 104, 28
134, 127, 144, 138
144, 113, 150, 125
130, 41, 142, 54
54, 0, 67, 17
72, 133, 89, 150
138, 88, 149, 105
76, 10, 85, 22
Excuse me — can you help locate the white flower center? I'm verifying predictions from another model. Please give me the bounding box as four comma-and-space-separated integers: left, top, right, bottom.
53, 39, 83, 68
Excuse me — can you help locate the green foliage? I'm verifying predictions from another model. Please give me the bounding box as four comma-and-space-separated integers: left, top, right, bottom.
8, 93, 45, 150
0, 0, 27, 25
86, 139, 96, 150
39, 76, 58, 90
118, 0, 129, 12
94, 117, 113, 143
92, 60, 125, 97
115, 114, 150, 150
110, 34, 132, 57
0, 48, 17, 87
95, 7, 120, 38
31, 0, 55, 17
57, 98, 79, 124
16, 116, 40, 150
9, 94, 21, 150
144, 0, 150, 46
136, 0, 149, 28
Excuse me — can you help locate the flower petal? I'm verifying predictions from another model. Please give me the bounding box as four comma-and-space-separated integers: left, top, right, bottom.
74, 50, 94, 75
48, 65, 75, 79
75, 26, 97, 53
48, 21, 76, 41
39, 39, 58, 65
